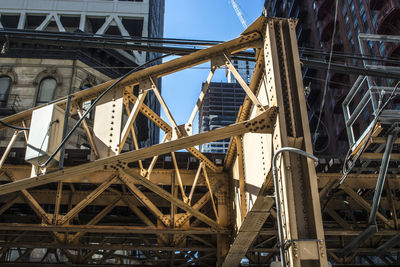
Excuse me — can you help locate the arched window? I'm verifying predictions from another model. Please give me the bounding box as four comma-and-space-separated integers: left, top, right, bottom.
36, 77, 57, 106
0, 76, 11, 107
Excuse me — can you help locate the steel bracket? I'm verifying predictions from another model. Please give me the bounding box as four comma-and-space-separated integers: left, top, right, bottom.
287, 239, 325, 260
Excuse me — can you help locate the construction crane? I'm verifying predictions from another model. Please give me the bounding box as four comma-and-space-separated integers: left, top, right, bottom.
230, 0, 248, 29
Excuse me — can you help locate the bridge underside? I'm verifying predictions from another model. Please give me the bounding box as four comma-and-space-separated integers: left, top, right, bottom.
0, 17, 398, 266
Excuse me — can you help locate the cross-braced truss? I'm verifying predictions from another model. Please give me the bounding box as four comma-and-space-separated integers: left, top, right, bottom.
0, 16, 399, 267
0, 16, 278, 266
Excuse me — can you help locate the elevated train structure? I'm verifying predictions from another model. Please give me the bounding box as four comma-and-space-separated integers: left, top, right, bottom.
0, 17, 399, 266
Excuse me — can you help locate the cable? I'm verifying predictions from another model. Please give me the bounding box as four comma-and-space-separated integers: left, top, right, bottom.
299, 46, 400, 64
7, 28, 400, 65
305, 99, 331, 153
4, 27, 400, 69
312, 0, 339, 149
0, 28, 222, 46
40, 52, 173, 168
0, 120, 29, 131
312, 116, 331, 154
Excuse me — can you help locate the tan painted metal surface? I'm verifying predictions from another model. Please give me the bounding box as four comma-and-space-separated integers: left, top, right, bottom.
0, 16, 392, 266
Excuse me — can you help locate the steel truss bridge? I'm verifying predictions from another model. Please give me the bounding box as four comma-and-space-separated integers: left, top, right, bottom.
0, 17, 399, 266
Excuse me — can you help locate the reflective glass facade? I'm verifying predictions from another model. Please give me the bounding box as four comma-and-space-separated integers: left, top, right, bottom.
199, 82, 246, 153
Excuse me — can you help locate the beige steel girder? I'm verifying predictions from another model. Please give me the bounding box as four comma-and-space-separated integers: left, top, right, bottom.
224, 18, 327, 267
0, 17, 334, 266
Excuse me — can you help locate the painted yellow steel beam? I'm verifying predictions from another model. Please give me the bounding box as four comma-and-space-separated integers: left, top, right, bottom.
0, 29, 262, 130
0, 107, 277, 196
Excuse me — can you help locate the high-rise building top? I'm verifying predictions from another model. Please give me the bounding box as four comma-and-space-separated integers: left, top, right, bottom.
0, 0, 165, 74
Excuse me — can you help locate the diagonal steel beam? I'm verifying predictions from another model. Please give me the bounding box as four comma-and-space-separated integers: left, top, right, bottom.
119, 174, 170, 227
58, 174, 118, 225
119, 168, 220, 229
0, 107, 277, 195
0, 193, 20, 216
69, 196, 121, 243
341, 185, 393, 228
119, 90, 148, 152
129, 88, 221, 172
222, 171, 275, 267
4, 171, 52, 224
123, 101, 144, 169
175, 190, 214, 228
0, 29, 262, 130
224, 53, 265, 111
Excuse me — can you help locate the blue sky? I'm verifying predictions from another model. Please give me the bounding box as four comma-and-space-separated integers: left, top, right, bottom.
159, 0, 265, 138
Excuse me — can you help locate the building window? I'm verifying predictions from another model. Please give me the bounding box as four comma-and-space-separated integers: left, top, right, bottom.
36, 77, 57, 106
0, 76, 11, 107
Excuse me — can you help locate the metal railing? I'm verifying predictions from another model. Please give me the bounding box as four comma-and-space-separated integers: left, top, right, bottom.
343, 33, 400, 151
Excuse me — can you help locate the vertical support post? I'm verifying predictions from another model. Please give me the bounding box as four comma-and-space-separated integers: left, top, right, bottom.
59, 95, 72, 170
54, 181, 63, 224
262, 18, 328, 266
93, 86, 124, 159
235, 135, 247, 221
21, 121, 29, 141
171, 171, 175, 229
368, 132, 397, 225
217, 184, 229, 267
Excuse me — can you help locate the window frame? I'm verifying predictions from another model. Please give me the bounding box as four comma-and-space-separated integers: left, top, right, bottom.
35, 76, 57, 106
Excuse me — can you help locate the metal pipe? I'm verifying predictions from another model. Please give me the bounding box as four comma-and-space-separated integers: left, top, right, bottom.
272, 147, 319, 266
359, 33, 400, 42
368, 132, 397, 225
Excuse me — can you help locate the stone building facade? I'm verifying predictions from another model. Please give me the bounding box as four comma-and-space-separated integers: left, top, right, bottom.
0, 0, 165, 159
0, 57, 109, 156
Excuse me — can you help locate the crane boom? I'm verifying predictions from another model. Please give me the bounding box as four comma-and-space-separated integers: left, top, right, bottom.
230, 0, 248, 29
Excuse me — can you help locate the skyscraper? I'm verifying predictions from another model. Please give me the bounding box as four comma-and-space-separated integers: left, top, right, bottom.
264, 0, 400, 156
199, 82, 245, 153
0, 0, 165, 151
